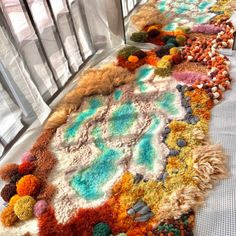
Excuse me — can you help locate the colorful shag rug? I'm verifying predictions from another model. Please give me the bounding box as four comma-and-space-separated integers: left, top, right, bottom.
0, 0, 235, 235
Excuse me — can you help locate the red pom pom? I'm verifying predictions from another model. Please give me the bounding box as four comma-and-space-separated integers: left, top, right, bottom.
18, 162, 35, 175
172, 54, 183, 64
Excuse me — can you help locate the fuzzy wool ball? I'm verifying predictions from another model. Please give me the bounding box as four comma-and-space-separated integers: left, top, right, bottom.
176, 35, 187, 46
9, 194, 21, 206
0, 206, 18, 227
130, 32, 148, 43
0, 163, 18, 182
21, 152, 36, 163
172, 54, 183, 64
148, 29, 160, 38
93, 222, 111, 236
18, 162, 35, 175
161, 55, 173, 62
157, 60, 172, 69
170, 47, 180, 55
16, 175, 40, 196
10, 173, 22, 184
128, 55, 139, 63
1, 183, 16, 202
117, 46, 140, 59
132, 50, 147, 59
33, 200, 48, 217
166, 38, 178, 46
14, 196, 36, 221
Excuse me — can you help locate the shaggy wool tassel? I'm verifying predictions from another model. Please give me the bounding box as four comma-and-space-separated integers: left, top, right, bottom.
192, 144, 228, 192
158, 186, 204, 220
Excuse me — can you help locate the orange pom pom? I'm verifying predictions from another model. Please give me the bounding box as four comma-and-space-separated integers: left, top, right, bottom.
128, 55, 139, 63
16, 175, 40, 196
0, 206, 18, 226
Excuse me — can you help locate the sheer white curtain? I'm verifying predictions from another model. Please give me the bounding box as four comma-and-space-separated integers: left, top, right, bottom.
49, 0, 84, 73
68, 0, 94, 59
0, 81, 23, 157
26, 0, 71, 87
0, 24, 51, 124
1, 0, 58, 101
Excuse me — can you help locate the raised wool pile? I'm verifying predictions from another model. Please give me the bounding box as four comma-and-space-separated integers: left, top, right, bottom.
0, 0, 235, 235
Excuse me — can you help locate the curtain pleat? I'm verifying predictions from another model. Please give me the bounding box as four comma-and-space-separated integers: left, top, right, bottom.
0, 2, 58, 100
0, 81, 23, 150
0, 25, 51, 124
26, 0, 71, 87
49, 0, 84, 73
69, 0, 94, 59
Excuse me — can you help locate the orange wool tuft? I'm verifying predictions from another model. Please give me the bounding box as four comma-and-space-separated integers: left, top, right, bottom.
0, 206, 18, 227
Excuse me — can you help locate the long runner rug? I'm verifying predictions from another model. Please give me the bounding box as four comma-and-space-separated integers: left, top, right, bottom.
0, 0, 235, 235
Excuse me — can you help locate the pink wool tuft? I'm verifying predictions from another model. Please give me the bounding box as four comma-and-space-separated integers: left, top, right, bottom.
192, 24, 222, 34
21, 152, 36, 163
173, 71, 209, 84
34, 200, 48, 217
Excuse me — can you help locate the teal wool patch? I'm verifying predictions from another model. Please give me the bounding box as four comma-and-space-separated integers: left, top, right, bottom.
156, 92, 178, 115
135, 115, 160, 170
135, 66, 154, 93
70, 127, 122, 201
109, 101, 137, 136
64, 97, 102, 140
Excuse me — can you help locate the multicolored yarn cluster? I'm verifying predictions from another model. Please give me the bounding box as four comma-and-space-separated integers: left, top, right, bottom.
0, 0, 235, 235
0, 153, 49, 227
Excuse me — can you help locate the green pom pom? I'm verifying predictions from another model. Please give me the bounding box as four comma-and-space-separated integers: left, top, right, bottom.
117, 46, 140, 59
166, 38, 178, 46
155, 67, 172, 77
176, 26, 190, 34
93, 222, 111, 236
130, 32, 148, 43
176, 35, 187, 46
165, 43, 175, 49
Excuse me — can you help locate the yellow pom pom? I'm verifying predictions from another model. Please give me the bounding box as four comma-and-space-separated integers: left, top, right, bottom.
128, 55, 139, 63
9, 194, 21, 207
147, 24, 162, 32
161, 55, 173, 62
0, 206, 18, 226
14, 196, 36, 221
157, 60, 172, 69
170, 47, 180, 55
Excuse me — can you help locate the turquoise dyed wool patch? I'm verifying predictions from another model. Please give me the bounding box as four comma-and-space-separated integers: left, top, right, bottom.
135, 115, 160, 170
65, 97, 102, 140
70, 127, 123, 201
109, 101, 137, 136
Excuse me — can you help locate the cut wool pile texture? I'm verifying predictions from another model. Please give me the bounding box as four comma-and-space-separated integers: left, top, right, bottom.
0, 0, 234, 235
